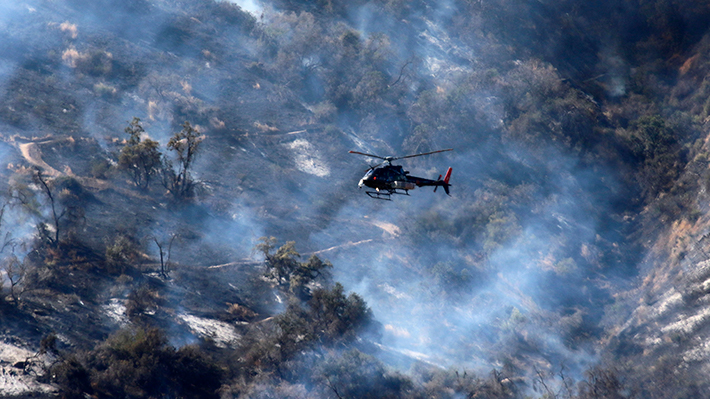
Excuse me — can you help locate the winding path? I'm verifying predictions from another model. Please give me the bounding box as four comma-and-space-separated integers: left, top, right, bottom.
12, 136, 153, 200
18, 142, 62, 177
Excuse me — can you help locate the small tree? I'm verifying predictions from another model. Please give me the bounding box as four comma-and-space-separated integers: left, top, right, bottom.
11, 171, 89, 254
119, 117, 162, 190
290, 255, 332, 297
3, 255, 27, 301
33, 170, 66, 248
105, 235, 140, 275
628, 115, 681, 197
257, 237, 300, 286
255, 237, 332, 297
0, 200, 28, 302
162, 121, 202, 199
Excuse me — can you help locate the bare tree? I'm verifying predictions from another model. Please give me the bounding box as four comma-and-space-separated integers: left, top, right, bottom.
3, 255, 27, 301
151, 234, 178, 277
388, 58, 413, 88
33, 170, 66, 248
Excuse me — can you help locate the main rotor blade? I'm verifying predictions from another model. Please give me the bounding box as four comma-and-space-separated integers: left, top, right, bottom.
349, 150, 387, 160
365, 162, 384, 172
392, 148, 453, 161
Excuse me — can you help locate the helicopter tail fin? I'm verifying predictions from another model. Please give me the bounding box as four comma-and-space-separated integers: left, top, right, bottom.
434, 167, 452, 195
443, 167, 452, 195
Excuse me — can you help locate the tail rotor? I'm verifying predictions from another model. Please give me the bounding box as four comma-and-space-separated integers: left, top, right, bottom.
434, 167, 452, 195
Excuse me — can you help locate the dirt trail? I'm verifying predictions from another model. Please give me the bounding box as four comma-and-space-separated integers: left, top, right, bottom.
13, 138, 154, 201
19, 142, 62, 177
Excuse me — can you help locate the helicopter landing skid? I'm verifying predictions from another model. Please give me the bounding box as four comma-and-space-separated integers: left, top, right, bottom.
365, 189, 409, 200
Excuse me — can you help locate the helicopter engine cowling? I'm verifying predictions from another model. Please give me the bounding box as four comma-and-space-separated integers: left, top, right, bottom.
392, 181, 416, 190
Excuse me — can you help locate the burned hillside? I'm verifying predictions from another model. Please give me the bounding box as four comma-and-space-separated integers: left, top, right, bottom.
2, 0, 710, 398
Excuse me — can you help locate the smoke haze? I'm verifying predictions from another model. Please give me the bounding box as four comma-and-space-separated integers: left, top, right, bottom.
5, 0, 710, 397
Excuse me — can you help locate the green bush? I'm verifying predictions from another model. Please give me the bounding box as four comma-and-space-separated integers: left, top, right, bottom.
53, 327, 223, 399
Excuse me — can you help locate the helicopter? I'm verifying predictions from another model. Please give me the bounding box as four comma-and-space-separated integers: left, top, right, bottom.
349, 148, 453, 200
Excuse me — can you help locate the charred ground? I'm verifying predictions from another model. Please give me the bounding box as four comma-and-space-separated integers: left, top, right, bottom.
1, 0, 710, 398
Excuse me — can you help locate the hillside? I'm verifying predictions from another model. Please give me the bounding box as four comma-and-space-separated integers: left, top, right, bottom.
1, 0, 710, 398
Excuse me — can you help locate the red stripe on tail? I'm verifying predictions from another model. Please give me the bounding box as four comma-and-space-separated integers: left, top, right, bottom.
444, 167, 452, 184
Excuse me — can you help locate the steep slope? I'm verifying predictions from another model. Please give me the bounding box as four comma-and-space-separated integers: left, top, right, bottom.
3, 0, 710, 398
